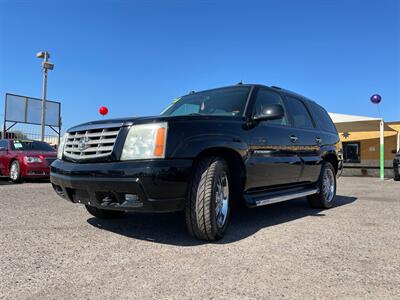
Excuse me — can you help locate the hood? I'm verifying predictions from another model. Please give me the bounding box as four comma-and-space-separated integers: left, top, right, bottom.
14, 150, 57, 158
67, 115, 243, 132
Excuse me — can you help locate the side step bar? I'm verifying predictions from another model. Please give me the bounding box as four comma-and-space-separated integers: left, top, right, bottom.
245, 187, 318, 207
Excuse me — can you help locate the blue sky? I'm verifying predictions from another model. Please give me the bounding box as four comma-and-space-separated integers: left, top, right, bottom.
1, 0, 399, 130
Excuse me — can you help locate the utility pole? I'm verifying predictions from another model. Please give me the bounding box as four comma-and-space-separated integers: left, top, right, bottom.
36, 51, 54, 141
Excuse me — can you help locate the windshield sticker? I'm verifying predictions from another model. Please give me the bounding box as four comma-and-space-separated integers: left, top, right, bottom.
14, 142, 23, 149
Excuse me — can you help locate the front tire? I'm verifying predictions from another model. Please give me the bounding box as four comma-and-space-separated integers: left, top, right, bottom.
85, 205, 125, 219
307, 162, 337, 209
185, 156, 231, 241
9, 160, 22, 183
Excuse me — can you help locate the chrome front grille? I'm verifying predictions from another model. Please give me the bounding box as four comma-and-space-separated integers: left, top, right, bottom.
64, 127, 121, 160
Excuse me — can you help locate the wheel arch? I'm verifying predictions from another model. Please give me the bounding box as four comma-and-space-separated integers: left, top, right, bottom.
323, 152, 338, 174
194, 147, 246, 202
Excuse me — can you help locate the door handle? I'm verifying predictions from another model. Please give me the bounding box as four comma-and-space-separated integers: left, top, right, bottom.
290, 135, 298, 143
316, 137, 322, 144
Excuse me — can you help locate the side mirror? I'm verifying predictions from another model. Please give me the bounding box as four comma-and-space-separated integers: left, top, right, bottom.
253, 104, 284, 121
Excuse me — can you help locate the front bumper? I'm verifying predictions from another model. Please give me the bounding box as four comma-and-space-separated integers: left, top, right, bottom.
22, 164, 51, 178
50, 159, 193, 212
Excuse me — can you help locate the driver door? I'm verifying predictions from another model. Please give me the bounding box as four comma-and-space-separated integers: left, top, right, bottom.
245, 88, 302, 190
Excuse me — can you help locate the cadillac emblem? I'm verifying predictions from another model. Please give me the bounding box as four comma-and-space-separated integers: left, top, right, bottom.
78, 136, 90, 151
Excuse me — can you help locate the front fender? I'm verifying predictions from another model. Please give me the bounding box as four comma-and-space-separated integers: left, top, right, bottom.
170, 134, 248, 159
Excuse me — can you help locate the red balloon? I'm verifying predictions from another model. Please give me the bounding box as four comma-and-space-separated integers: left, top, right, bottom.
99, 106, 108, 116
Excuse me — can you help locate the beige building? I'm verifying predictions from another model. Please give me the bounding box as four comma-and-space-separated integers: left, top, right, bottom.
329, 113, 400, 178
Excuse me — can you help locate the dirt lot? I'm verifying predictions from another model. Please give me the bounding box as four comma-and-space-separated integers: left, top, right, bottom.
0, 177, 399, 299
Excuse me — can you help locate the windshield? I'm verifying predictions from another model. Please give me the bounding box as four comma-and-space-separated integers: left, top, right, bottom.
11, 140, 55, 151
161, 86, 251, 117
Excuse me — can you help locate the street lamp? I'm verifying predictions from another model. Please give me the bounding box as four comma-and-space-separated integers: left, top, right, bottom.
36, 51, 54, 141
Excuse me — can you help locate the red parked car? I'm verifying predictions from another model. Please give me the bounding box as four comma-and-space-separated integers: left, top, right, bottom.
0, 139, 57, 183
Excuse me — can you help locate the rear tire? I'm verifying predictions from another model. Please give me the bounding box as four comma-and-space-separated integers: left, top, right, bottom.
9, 160, 22, 183
307, 162, 336, 209
85, 205, 125, 219
185, 156, 230, 241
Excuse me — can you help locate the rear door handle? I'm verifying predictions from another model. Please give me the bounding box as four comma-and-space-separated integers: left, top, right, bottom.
290, 135, 298, 143
316, 137, 322, 144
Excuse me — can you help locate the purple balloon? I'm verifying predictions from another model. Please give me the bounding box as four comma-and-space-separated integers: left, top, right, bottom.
370, 94, 382, 104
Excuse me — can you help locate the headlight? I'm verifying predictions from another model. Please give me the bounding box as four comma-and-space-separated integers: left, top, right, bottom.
121, 122, 168, 160
57, 133, 68, 160
24, 156, 43, 164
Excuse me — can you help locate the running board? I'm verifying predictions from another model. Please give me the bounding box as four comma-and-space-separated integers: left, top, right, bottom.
244, 187, 318, 207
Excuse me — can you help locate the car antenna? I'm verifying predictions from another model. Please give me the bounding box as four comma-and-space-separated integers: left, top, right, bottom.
237, 80, 243, 85
189, 90, 195, 94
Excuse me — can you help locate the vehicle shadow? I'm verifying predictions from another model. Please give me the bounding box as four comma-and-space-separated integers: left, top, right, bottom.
86, 195, 357, 246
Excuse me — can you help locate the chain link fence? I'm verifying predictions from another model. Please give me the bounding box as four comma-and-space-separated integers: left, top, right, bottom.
0, 123, 60, 146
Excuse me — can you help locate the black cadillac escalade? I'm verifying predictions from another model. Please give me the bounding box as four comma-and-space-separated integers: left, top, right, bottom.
51, 84, 343, 241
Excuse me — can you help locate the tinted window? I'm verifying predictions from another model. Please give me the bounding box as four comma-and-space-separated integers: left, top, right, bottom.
253, 89, 289, 126
0, 140, 8, 149
308, 102, 337, 133
343, 142, 360, 163
162, 86, 250, 117
10, 140, 55, 151
285, 96, 314, 129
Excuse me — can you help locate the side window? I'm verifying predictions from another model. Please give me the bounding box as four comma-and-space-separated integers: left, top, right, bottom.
0, 140, 8, 149
285, 96, 314, 129
309, 102, 337, 133
253, 89, 289, 126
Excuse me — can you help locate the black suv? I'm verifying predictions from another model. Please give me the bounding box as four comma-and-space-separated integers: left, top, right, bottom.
51, 84, 343, 241
394, 151, 400, 181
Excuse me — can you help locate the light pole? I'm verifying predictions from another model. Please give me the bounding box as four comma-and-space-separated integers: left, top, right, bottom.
36, 51, 54, 141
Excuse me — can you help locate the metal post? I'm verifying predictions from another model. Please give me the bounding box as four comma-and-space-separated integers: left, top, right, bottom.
2, 94, 6, 139
2, 120, 5, 139
380, 119, 384, 180
40, 52, 49, 142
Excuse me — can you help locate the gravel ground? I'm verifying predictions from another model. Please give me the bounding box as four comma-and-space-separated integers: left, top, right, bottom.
0, 177, 399, 299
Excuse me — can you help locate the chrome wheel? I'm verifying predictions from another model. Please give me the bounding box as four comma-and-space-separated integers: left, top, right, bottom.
10, 162, 20, 181
215, 172, 229, 228
322, 167, 335, 202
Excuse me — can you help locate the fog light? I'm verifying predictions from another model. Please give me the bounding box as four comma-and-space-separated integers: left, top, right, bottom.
125, 194, 139, 201
121, 194, 143, 208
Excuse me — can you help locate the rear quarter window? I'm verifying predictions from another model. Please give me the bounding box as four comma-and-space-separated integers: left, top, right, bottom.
308, 102, 337, 134
285, 96, 314, 129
